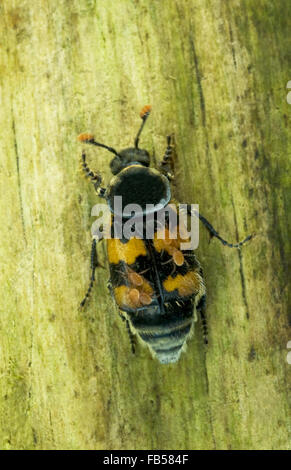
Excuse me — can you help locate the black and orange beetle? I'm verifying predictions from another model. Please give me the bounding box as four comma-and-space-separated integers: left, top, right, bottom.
78, 106, 252, 364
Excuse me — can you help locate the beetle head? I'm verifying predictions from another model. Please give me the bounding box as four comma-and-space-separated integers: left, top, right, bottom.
78, 105, 152, 175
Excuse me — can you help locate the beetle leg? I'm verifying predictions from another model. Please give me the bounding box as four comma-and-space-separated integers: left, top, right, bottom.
80, 151, 106, 197
187, 206, 253, 248
80, 237, 104, 308
119, 312, 136, 354
159, 134, 175, 180
196, 294, 208, 345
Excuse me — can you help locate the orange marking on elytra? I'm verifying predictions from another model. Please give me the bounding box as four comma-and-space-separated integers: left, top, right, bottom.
163, 271, 203, 297
107, 238, 147, 265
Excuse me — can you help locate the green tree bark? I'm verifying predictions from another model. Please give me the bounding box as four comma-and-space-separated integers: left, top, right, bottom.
0, 0, 290, 450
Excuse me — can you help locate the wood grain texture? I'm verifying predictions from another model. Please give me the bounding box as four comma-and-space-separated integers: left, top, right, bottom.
0, 0, 290, 450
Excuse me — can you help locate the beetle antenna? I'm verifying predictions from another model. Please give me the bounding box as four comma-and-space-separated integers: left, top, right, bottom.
78, 133, 121, 158
135, 105, 152, 149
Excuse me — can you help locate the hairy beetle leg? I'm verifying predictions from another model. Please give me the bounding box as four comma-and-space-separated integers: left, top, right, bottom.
80, 151, 106, 197
80, 237, 104, 308
196, 294, 208, 345
159, 134, 175, 180
188, 206, 254, 248
119, 312, 136, 354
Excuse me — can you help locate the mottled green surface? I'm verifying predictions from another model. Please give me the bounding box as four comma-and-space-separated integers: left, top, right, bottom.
0, 0, 290, 450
